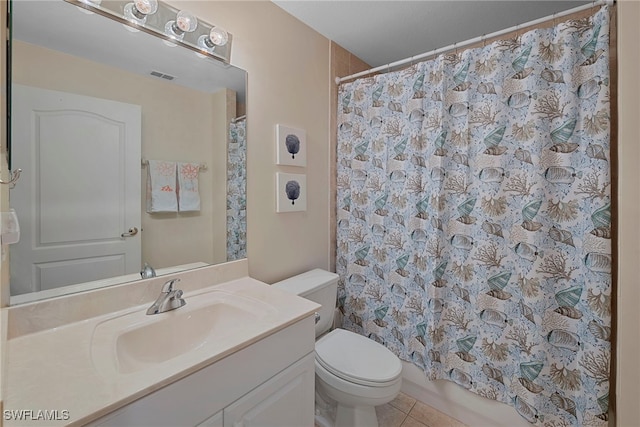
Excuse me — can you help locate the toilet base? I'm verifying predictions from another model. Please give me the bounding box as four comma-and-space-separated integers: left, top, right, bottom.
315, 362, 401, 427
335, 404, 378, 427
315, 386, 381, 427
315, 388, 337, 426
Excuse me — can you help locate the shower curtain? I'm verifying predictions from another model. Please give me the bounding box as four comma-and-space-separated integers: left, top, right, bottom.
336, 7, 611, 426
227, 118, 247, 261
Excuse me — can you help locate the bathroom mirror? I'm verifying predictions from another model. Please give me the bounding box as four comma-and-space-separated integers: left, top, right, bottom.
8, 0, 247, 304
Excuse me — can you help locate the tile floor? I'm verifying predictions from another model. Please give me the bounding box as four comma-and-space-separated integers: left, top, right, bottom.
375, 392, 468, 427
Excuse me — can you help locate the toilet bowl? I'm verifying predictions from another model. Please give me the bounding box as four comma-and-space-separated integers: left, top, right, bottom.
315, 328, 402, 427
272, 269, 402, 427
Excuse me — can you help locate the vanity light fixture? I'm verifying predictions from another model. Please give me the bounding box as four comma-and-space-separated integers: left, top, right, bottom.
66, 0, 233, 64
123, 0, 158, 26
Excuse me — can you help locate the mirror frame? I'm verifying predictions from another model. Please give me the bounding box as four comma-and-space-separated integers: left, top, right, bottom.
6, 0, 12, 170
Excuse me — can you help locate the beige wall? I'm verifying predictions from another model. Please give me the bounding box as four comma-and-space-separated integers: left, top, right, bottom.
168, 1, 332, 283
615, 1, 640, 424
12, 40, 228, 269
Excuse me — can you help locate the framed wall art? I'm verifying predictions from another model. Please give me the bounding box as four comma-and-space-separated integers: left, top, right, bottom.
276, 173, 307, 212
276, 124, 306, 167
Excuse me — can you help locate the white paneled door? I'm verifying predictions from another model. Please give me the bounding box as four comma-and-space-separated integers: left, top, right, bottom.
10, 84, 141, 295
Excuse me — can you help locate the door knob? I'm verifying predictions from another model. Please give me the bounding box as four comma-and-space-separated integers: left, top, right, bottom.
121, 227, 139, 237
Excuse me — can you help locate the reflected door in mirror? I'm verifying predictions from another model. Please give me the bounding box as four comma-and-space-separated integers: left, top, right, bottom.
10, 85, 142, 295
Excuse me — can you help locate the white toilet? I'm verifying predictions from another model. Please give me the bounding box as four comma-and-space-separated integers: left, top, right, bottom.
273, 269, 402, 427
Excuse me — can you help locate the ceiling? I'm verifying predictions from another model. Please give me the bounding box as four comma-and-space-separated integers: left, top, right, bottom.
272, 1, 591, 69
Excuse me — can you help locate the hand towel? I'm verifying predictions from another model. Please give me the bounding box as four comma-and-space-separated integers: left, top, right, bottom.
146, 160, 178, 213
177, 162, 201, 212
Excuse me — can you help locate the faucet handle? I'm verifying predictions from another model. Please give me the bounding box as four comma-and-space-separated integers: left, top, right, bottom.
140, 262, 156, 279
161, 278, 181, 293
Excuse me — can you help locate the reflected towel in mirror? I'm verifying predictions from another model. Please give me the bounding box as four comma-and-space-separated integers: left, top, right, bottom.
146, 160, 178, 213
178, 162, 201, 212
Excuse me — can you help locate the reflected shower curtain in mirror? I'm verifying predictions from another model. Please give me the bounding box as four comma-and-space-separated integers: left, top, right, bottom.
227, 118, 247, 261
336, 7, 611, 425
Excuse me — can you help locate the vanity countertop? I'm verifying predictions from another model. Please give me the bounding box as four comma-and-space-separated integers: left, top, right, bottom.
3, 276, 319, 426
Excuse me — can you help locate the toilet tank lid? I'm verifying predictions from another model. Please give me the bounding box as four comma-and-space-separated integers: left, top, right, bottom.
271, 269, 339, 296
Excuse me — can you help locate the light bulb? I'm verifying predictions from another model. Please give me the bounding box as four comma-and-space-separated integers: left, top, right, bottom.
197, 26, 228, 53
164, 10, 197, 41
123, 0, 158, 25
176, 10, 197, 33
134, 0, 158, 15
209, 27, 228, 46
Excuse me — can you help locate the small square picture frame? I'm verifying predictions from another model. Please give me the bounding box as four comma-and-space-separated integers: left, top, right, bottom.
276, 173, 307, 213
276, 124, 306, 167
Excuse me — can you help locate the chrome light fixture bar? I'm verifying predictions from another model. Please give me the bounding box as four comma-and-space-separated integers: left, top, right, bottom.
67, 0, 232, 64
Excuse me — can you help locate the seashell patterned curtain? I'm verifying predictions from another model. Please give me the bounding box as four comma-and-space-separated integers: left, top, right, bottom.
336, 6, 611, 425
227, 119, 247, 261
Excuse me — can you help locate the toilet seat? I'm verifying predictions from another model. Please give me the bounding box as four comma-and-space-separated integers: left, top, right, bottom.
315, 329, 402, 387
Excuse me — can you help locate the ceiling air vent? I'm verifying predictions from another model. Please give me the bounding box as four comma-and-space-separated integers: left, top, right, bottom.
150, 71, 175, 81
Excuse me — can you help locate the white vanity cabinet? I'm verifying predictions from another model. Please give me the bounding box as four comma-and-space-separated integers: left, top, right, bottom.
85, 316, 316, 427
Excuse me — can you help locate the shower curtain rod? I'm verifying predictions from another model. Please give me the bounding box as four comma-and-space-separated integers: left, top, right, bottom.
335, 0, 614, 84
231, 115, 246, 123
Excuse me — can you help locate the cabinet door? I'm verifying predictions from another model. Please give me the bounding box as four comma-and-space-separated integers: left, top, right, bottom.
224, 353, 315, 427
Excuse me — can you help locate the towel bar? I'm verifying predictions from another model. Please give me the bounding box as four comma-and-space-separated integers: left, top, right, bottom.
141, 159, 207, 170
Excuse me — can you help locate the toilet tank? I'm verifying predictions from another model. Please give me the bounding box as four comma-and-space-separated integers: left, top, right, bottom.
271, 269, 339, 337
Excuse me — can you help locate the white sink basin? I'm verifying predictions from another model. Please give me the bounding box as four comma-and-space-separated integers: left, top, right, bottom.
91, 289, 277, 375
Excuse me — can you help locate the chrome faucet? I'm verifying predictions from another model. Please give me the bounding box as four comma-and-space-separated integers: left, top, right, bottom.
146, 278, 186, 315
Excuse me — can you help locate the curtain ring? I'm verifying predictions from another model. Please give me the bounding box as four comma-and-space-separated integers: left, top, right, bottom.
453, 42, 458, 55
482, 34, 486, 48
